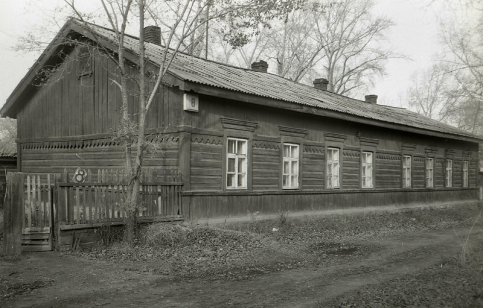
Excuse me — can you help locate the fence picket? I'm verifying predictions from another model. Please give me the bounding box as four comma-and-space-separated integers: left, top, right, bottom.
52, 168, 182, 225
26, 175, 31, 228
47, 174, 51, 228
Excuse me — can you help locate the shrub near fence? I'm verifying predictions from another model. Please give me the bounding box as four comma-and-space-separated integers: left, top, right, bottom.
57, 169, 183, 228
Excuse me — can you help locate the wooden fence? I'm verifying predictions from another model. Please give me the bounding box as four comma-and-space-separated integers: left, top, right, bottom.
57, 169, 183, 228
3, 169, 184, 254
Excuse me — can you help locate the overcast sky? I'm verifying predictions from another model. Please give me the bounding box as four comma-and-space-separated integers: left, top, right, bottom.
0, 0, 462, 111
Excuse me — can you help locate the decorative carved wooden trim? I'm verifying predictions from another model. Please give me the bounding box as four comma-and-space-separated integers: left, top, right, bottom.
324, 132, 346, 143
221, 117, 257, 132
303, 145, 325, 154
278, 125, 308, 138
343, 149, 360, 158
359, 137, 379, 148
376, 153, 401, 161
413, 156, 425, 163
253, 140, 279, 150
191, 135, 223, 145
401, 143, 417, 152
20, 134, 179, 150
462, 151, 472, 159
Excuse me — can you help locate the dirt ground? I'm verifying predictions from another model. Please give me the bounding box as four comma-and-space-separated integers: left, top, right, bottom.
1, 205, 482, 307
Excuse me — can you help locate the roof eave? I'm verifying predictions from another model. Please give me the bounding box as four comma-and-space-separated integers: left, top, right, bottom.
184, 80, 483, 144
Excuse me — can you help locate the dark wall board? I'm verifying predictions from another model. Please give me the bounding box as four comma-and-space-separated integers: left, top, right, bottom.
183, 188, 479, 219
16, 47, 183, 141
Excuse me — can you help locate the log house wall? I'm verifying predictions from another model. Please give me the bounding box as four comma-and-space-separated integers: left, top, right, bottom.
12, 47, 480, 218
16, 47, 183, 173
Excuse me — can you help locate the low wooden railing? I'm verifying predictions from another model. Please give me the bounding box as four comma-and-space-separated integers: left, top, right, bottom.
57, 169, 183, 227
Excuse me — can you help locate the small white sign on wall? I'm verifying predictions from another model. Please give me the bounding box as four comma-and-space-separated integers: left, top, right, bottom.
183, 93, 199, 112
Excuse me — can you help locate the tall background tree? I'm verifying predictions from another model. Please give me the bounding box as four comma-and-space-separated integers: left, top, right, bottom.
407, 0, 483, 135
194, 0, 399, 97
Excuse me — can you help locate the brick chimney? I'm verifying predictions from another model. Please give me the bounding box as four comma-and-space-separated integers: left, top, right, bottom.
313, 78, 329, 91
144, 26, 161, 46
251, 60, 268, 73
365, 94, 378, 104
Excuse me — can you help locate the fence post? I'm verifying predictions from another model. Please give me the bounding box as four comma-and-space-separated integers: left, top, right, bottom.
3, 173, 24, 255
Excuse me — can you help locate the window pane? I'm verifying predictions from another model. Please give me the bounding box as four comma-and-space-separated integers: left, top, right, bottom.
238, 174, 246, 187
367, 153, 372, 164
238, 158, 246, 173
228, 158, 235, 172
237, 141, 246, 155
292, 161, 298, 175
284, 145, 290, 157
228, 140, 235, 154
283, 175, 289, 186
334, 149, 339, 161
227, 174, 235, 187
327, 150, 332, 161
291, 175, 297, 187
292, 146, 298, 159
283, 161, 289, 174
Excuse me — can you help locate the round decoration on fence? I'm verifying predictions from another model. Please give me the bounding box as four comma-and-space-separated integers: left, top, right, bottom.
73, 168, 87, 183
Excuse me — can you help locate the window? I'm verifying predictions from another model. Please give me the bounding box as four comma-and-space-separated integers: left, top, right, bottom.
463, 161, 469, 187
226, 138, 247, 189
283, 144, 299, 189
402, 155, 411, 188
327, 148, 340, 188
361, 152, 373, 188
445, 159, 453, 187
426, 158, 434, 188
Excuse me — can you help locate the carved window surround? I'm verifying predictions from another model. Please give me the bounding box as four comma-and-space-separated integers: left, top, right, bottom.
401, 143, 417, 154
278, 125, 308, 138
359, 137, 379, 153
221, 117, 258, 132
462, 150, 472, 159
445, 149, 456, 159
425, 146, 439, 158
324, 132, 346, 143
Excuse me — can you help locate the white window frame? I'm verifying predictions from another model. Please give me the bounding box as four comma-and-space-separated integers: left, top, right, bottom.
402, 155, 411, 188
361, 152, 373, 188
226, 138, 248, 189
282, 143, 299, 189
426, 158, 434, 188
445, 159, 453, 188
327, 148, 340, 189
463, 161, 469, 188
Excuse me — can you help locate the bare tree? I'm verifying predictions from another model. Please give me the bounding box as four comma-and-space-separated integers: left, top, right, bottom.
407, 64, 457, 121
311, 0, 398, 96
268, 7, 325, 82
412, 0, 483, 135
0, 118, 17, 156
440, 3, 483, 134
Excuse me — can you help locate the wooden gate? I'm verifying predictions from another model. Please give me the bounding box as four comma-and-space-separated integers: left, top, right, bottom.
3, 173, 58, 254
22, 174, 56, 251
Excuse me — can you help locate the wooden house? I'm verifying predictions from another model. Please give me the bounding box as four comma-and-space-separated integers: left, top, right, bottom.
1, 19, 481, 219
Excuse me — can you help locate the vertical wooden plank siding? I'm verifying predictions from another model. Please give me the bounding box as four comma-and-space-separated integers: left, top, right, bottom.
3, 174, 24, 255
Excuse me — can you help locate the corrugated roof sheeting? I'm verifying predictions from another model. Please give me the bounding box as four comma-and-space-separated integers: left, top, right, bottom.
87, 22, 476, 140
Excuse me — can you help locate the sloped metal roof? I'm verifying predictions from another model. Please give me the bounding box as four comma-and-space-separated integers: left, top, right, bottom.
7, 19, 481, 141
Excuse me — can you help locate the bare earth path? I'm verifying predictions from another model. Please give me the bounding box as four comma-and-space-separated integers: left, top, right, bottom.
2, 224, 479, 308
